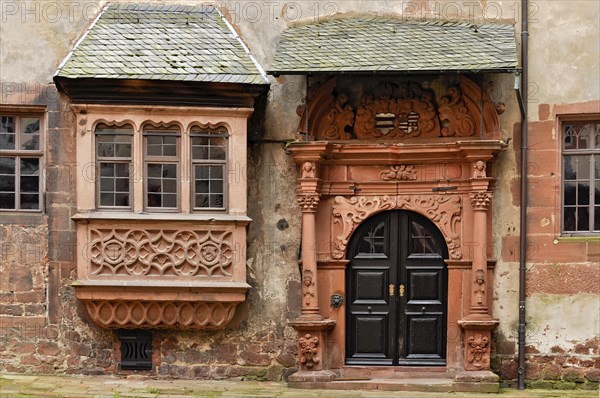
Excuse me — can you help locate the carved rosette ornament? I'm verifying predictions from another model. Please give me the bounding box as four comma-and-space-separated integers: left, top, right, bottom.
297, 192, 320, 212
298, 334, 320, 369
380, 165, 417, 181
332, 195, 462, 260
467, 334, 489, 368
470, 192, 492, 210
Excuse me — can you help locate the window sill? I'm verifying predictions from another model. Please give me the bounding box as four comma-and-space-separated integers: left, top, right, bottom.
555, 235, 600, 243
0, 212, 47, 225
71, 211, 251, 224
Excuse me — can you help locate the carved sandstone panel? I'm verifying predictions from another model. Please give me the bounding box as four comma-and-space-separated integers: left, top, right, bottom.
332, 195, 462, 260
84, 300, 239, 330
297, 75, 502, 140
89, 228, 234, 277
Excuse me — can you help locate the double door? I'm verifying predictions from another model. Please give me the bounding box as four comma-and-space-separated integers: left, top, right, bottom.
346, 210, 448, 366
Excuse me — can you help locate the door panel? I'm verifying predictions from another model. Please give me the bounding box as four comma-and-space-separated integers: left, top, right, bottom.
346, 211, 447, 366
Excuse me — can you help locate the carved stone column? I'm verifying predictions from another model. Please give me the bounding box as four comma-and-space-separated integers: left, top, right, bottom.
458, 191, 498, 376
468, 191, 492, 319
287, 150, 335, 383
297, 186, 322, 320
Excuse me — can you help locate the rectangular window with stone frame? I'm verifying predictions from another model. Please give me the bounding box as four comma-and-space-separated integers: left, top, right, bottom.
0, 114, 43, 211
562, 120, 600, 234
95, 123, 133, 209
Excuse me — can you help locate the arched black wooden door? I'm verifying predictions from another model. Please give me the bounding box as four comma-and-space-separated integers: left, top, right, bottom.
345, 210, 448, 366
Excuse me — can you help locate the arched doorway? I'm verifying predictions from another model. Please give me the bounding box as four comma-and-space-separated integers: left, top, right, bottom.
345, 210, 448, 366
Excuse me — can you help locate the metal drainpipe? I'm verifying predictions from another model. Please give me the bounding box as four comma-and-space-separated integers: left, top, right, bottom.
518, 0, 529, 390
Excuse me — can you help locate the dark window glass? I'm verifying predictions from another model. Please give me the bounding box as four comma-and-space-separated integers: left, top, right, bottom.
0, 116, 43, 211
562, 121, 599, 233
95, 124, 132, 208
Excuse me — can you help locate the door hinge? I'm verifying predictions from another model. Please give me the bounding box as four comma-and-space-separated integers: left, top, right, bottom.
389, 284, 395, 297
399, 284, 405, 297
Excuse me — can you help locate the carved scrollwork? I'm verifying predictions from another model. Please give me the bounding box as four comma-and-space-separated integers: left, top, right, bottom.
332, 195, 396, 259
318, 94, 355, 140
470, 192, 492, 210
83, 300, 239, 330
439, 86, 477, 137
298, 333, 320, 369
89, 229, 234, 277
332, 195, 462, 260
297, 192, 320, 211
381, 165, 417, 181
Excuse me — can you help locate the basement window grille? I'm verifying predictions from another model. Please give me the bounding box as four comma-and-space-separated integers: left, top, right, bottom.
119, 330, 153, 370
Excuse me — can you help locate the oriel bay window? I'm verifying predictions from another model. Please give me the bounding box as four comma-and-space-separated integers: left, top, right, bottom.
92, 122, 232, 213
562, 120, 600, 234
0, 114, 42, 211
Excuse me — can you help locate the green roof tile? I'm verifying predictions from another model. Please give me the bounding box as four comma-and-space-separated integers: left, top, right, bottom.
56, 2, 267, 84
269, 17, 517, 74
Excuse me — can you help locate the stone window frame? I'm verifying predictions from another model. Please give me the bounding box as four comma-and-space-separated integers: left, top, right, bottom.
0, 106, 46, 213
95, 122, 134, 210
142, 122, 182, 212
558, 114, 600, 236
190, 124, 229, 211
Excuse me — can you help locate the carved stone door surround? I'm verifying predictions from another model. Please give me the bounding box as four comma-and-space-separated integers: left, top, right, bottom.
286, 75, 508, 384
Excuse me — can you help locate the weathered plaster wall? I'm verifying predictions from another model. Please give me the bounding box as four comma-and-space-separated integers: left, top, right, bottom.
1, 0, 598, 385
490, 0, 600, 388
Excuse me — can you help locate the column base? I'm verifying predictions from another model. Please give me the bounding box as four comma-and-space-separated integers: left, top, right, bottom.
289, 318, 335, 372
288, 370, 336, 383
454, 370, 500, 393
458, 318, 499, 371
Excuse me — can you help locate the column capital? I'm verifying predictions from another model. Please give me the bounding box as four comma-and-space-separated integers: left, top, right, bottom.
297, 192, 320, 212
469, 192, 492, 210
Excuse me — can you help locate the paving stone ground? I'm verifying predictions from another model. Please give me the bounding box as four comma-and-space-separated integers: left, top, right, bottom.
1, 374, 598, 398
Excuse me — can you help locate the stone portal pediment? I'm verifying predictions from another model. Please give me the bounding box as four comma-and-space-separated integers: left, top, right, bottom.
297, 75, 504, 141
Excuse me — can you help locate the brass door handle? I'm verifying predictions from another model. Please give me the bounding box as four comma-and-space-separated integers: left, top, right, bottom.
399, 284, 405, 297
389, 284, 395, 297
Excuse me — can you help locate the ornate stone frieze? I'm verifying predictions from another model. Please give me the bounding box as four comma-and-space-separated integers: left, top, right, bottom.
380, 164, 417, 181
298, 334, 320, 369
297, 192, 320, 211
89, 228, 234, 277
298, 75, 503, 140
332, 195, 462, 260
469, 192, 492, 210
83, 300, 239, 330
